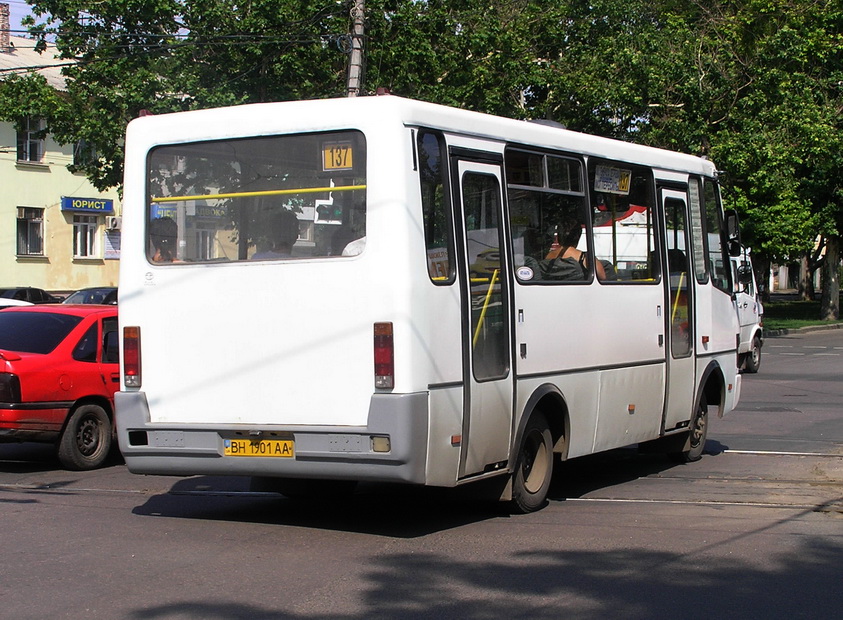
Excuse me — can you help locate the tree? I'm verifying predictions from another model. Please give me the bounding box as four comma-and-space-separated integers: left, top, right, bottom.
4, 0, 841, 315
2, 0, 351, 190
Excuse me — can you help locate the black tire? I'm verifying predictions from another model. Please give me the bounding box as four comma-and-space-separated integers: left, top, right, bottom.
250, 477, 357, 500
744, 336, 762, 373
57, 404, 112, 470
511, 412, 553, 513
670, 402, 708, 463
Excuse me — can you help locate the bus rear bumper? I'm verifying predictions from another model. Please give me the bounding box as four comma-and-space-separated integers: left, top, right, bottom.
115, 391, 430, 484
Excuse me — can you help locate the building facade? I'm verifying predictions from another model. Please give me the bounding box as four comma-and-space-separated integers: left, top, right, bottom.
1, 12, 121, 296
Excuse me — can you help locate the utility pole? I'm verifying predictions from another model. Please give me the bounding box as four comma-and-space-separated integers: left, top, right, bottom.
346, 0, 365, 97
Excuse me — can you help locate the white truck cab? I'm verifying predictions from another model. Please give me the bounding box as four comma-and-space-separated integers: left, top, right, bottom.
733, 250, 764, 373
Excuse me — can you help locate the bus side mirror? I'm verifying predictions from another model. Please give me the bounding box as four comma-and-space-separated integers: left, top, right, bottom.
724, 210, 741, 256
737, 264, 753, 285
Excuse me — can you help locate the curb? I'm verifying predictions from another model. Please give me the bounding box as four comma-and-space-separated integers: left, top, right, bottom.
764, 323, 843, 338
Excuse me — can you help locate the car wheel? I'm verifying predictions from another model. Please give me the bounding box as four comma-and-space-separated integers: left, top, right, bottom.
744, 336, 762, 374
511, 412, 553, 513
58, 404, 112, 470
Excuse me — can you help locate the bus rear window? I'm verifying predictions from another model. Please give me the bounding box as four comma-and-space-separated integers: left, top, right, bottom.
146, 131, 366, 263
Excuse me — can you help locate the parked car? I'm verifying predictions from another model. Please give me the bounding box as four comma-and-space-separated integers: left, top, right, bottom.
0, 305, 119, 469
63, 287, 118, 305
0, 299, 33, 309
0, 287, 62, 304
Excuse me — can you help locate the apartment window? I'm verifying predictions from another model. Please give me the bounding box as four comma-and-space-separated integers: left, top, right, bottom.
17, 208, 44, 256
73, 139, 97, 168
73, 215, 99, 258
16, 117, 45, 163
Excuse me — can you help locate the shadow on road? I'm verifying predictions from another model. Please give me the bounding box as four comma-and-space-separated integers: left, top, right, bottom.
130, 442, 730, 537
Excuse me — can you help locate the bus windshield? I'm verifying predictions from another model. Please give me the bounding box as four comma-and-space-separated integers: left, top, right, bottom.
146, 130, 367, 263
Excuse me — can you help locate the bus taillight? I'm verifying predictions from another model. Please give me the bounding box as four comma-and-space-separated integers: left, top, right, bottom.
123, 326, 142, 388
374, 322, 394, 389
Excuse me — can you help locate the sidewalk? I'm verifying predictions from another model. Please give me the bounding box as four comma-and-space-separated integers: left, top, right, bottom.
764, 322, 843, 338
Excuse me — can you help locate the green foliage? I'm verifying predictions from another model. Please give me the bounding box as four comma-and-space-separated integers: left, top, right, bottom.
3, 0, 841, 303
12, 0, 351, 189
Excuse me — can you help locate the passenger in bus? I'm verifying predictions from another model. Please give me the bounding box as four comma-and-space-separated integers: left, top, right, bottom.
541, 216, 606, 281
150, 216, 179, 263
252, 209, 298, 260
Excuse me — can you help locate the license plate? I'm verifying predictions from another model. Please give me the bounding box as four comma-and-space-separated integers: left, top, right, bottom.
223, 438, 294, 458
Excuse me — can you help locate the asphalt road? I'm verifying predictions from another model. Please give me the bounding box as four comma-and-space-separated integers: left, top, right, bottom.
1, 330, 841, 619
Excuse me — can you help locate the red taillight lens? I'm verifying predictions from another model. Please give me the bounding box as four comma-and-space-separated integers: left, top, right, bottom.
123, 326, 141, 388
374, 322, 394, 389
0, 373, 21, 403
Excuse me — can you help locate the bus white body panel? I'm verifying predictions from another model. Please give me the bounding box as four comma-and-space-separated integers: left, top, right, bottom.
116, 96, 741, 500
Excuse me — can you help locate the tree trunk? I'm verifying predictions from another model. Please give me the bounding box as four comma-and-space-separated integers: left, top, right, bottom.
820, 235, 840, 320
757, 254, 772, 303
799, 255, 814, 300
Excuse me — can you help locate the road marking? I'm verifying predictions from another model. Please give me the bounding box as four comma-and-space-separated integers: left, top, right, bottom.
770, 345, 793, 348
780, 353, 805, 356
563, 497, 832, 510
724, 449, 843, 458
804, 346, 828, 349
814, 353, 839, 356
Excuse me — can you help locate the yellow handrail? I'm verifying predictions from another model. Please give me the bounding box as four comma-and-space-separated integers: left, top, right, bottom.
151, 184, 367, 204
671, 271, 686, 324
473, 269, 499, 348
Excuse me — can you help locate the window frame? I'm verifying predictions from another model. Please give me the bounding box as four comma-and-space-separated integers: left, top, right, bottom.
16, 117, 45, 164
16, 207, 45, 256
504, 146, 592, 285
417, 128, 456, 285
586, 157, 660, 285
72, 214, 100, 259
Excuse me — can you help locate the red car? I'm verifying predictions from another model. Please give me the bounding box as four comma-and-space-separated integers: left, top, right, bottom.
0, 305, 119, 469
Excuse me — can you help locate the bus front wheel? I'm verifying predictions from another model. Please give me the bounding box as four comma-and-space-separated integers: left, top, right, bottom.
511, 412, 553, 513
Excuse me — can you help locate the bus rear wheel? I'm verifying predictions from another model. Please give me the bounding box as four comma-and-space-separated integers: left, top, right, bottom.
670, 402, 708, 463
511, 413, 553, 513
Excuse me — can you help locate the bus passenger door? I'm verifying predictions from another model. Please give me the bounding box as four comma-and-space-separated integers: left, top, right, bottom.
452, 157, 514, 478
660, 188, 696, 432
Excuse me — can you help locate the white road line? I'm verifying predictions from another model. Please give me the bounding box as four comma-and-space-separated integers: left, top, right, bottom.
780, 353, 805, 356
564, 497, 825, 509
804, 346, 828, 349
724, 449, 843, 458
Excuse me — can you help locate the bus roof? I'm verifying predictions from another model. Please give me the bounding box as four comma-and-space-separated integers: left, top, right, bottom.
126, 95, 717, 177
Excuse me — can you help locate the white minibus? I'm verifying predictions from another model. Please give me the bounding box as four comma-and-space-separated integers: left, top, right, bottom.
116, 95, 742, 512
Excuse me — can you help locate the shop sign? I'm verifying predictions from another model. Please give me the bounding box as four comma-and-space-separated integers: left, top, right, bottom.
61, 196, 115, 214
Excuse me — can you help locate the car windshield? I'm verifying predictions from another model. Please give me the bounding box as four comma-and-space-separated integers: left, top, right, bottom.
0, 312, 84, 354
64, 289, 116, 304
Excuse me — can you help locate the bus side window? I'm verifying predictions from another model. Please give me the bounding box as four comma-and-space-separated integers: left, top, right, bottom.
506, 149, 590, 284
703, 179, 732, 293
588, 160, 659, 283
418, 130, 454, 284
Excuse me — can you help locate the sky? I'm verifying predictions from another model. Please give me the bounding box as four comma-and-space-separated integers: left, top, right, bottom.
6, 0, 33, 34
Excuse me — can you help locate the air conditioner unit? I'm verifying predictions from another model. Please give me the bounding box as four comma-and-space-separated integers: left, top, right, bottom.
106, 216, 122, 231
